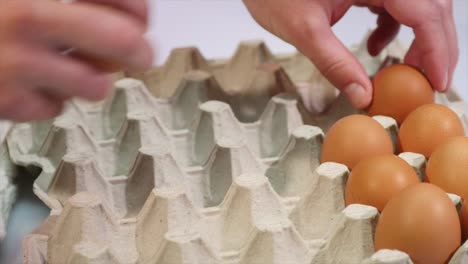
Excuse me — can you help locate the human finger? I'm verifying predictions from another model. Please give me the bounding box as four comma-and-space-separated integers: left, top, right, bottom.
290, 11, 372, 108
7, 0, 153, 71
0, 88, 64, 122
385, 0, 452, 91
367, 12, 401, 56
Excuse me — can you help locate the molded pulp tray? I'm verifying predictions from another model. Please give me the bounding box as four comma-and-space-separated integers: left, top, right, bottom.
0, 34, 467, 264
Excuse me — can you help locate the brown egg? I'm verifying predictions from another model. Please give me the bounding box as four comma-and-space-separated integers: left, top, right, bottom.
321, 115, 394, 169
398, 104, 464, 157
461, 201, 468, 240
375, 183, 461, 264
426, 137, 468, 198
369, 64, 434, 124
345, 154, 419, 212
71, 51, 122, 73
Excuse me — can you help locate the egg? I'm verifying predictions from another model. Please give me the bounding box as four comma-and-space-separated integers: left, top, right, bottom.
398, 104, 465, 157
461, 202, 468, 240
369, 64, 434, 124
71, 51, 122, 73
375, 183, 461, 264
426, 137, 468, 198
320, 115, 394, 169
345, 154, 419, 212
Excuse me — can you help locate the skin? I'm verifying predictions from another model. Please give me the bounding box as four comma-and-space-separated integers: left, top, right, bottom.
0, 0, 458, 120
243, 0, 458, 109
0, 0, 153, 121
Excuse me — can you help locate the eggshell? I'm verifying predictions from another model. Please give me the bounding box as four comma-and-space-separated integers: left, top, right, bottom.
320, 115, 394, 169
426, 137, 468, 198
398, 104, 465, 157
461, 201, 468, 240
71, 51, 122, 73
369, 64, 434, 124
375, 183, 461, 264
345, 154, 419, 212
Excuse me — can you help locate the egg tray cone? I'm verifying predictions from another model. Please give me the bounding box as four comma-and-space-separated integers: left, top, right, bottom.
0, 34, 466, 264
0, 140, 17, 241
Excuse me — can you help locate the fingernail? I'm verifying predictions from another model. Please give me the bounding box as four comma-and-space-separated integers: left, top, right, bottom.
344, 83, 369, 109
130, 40, 154, 71
442, 72, 449, 92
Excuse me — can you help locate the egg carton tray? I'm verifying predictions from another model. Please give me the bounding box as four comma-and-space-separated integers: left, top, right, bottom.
0, 34, 467, 264
0, 139, 16, 241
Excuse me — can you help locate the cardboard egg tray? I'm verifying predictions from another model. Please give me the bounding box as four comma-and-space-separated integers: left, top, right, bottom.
0, 135, 16, 241
0, 34, 467, 264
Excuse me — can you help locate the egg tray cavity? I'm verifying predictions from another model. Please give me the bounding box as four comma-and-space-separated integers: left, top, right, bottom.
1, 34, 468, 264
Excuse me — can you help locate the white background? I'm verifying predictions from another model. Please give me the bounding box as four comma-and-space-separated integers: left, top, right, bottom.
148, 0, 468, 100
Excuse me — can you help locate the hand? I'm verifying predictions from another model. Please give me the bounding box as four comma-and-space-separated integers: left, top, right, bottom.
0, 0, 153, 121
243, 0, 458, 109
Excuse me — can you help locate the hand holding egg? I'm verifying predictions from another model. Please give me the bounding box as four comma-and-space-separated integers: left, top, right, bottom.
243, 0, 457, 109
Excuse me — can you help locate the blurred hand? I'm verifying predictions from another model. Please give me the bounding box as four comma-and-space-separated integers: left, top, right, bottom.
0, 0, 153, 121
243, 0, 458, 109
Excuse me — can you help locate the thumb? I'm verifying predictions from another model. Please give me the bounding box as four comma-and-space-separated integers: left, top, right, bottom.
290, 14, 373, 109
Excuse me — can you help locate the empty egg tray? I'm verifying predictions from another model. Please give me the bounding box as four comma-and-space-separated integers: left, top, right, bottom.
1, 35, 467, 264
